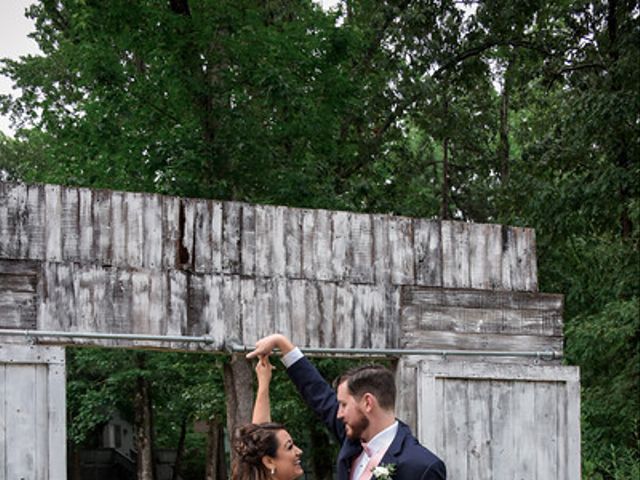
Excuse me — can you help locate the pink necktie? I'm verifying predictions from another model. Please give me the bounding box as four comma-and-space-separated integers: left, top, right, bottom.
356, 443, 387, 480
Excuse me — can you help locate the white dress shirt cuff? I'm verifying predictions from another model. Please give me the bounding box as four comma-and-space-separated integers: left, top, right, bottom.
281, 347, 304, 368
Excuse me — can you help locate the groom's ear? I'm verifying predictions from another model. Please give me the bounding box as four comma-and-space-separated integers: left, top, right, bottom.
362, 392, 377, 412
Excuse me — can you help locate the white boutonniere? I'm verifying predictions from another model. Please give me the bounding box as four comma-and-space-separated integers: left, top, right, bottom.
371, 463, 396, 480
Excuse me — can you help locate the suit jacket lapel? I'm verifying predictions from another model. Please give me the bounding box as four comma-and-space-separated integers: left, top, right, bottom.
379, 420, 409, 466
338, 439, 363, 480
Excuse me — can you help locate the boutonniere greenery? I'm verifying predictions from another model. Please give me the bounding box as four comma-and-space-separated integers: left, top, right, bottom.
371, 463, 397, 480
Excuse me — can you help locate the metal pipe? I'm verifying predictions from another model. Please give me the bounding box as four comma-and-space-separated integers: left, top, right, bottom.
229, 343, 562, 360
0, 329, 215, 344
0, 329, 562, 360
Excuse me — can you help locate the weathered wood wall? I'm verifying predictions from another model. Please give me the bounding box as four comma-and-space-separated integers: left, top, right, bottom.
417, 360, 581, 478
0, 344, 66, 480
0, 182, 558, 356
0, 181, 579, 479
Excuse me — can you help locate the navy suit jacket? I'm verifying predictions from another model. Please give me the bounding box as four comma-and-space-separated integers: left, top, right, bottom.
288, 356, 446, 480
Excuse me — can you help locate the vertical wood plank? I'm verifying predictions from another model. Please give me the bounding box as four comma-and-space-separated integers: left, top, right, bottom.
126, 192, 145, 268
48, 360, 66, 479
490, 380, 516, 479
255, 277, 275, 341
222, 275, 241, 346
44, 184, 62, 262
384, 286, 401, 349
304, 210, 332, 281
351, 213, 373, 284
557, 378, 567, 479
255, 205, 272, 277
162, 196, 180, 269
274, 277, 291, 337
352, 284, 373, 348
131, 272, 151, 336
284, 208, 303, 278
201, 274, 224, 348
61, 187, 79, 262
442, 221, 471, 288
319, 282, 337, 346
221, 202, 241, 274
0, 184, 10, 260
369, 285, 387, 349
469, 223, 489, 289
78, 188, 94, 262
417, 365, 437, 451
289, 279, 307, 346
34, 364, 48, 480
194, 200, 213, 273
241, 204, 256, 276
443, 379, 468, 479
467, 380, 493, 478
210, 202, 224, 273
0, 364, 4, 480
414, 219, 441, 287
512, 380, 536, 477
6, 365, 36, 480
331, 211, 351, 280
566, 377, 581, 480
271, 206, 286, 277
181, 199, 196, 269
335, 282, 354, 349
26, 184, 45, 260
396, 357, 418, 433
241, 278, 257, 344
111, 269, 132, 334
167, 270, 187, 336
39, 263, 76, 332
143, 194, 163, 269
74, 266, 95, 333
305, 282, 321, 347
2, 184, 30, 259
187, 274, 206, 337
389, 216, 414, 285
372, 214, 391, 284
535, 381, 558, 478
94, 189, 112, 265
111, 191, 127, 267
148, 271, 165, 336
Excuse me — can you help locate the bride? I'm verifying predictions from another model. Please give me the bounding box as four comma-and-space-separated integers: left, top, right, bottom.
231, 355, 304, 480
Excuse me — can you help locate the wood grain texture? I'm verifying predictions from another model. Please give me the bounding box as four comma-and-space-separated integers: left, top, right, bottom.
418, 361, 581, 480
414, 219, 441, 287
402, 286, 563, 354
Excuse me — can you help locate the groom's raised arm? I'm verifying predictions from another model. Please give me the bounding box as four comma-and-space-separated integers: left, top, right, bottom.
247, 334, 346, 443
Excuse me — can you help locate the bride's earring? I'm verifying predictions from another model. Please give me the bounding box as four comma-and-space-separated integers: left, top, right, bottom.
271, 467, 276, 476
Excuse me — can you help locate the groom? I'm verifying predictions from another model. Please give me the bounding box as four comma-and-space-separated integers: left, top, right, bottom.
247, 334, 446, 480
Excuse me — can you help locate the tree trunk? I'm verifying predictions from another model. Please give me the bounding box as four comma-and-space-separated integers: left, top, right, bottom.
440, 136, 450, 220
205, 419, 228, 480
223, 354, 254, 465
69, 442, 82, 480
171, 416, 188, 480
134, 353, 156, 480
607, 0, 632, 238
498, 59, 512, 183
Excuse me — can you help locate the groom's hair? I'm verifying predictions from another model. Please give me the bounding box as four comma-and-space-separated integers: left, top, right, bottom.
335, 364, 396, 411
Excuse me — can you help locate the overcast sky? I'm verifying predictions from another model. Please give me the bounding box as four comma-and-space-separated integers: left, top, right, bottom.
1, 0, 40, 136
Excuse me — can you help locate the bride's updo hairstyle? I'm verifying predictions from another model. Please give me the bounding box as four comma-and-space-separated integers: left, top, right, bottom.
231, 422, 284, 480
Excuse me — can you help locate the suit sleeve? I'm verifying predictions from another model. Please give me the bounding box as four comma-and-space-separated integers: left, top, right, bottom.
286, 356, 346, 444
420, 459, 447, 480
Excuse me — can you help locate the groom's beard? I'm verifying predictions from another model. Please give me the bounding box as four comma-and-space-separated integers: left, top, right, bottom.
345, 408, 370, 440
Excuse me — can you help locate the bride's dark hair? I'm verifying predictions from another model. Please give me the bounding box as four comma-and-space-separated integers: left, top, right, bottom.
231, 422, 285, 480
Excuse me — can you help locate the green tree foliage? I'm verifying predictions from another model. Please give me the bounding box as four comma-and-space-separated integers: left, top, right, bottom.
2, 0, 638, 477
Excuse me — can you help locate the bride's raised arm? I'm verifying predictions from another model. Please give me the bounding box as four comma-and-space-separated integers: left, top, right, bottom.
252, 355, 273, 424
